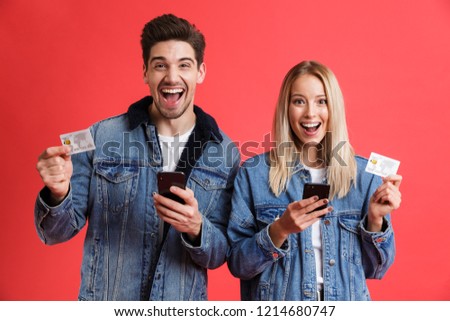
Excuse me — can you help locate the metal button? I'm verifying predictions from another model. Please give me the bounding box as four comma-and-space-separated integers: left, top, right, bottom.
324, 220, 331, 226
329, 259, 336, 266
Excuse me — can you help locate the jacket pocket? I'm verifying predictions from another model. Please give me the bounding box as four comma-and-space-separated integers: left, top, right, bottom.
338, 211, 363, 264
255, 205, 297, 250
94, 161, 139, 214
189, 167, 228, 217
255, 205, 286, 228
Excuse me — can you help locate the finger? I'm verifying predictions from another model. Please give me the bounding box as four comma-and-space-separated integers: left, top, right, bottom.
153, 192, 194, 218
315, 205, 333, 217
295, 196, 319, 210
169, 186, 199, 215
295, 215, 323, 232
156, 209, 181, 225
373, 180, 396, 200
153, 198, 184, 220
39, 146, 72, 160
383, 174, 402, 188
302, 198, 330, 214
374, 188, 399, 205
373, 188, 389, 203
374, 181, 402, 203
37, 157, 69, 177
42, 173, 67, 186
169, 186, 197, 206
380, 191, 401, 208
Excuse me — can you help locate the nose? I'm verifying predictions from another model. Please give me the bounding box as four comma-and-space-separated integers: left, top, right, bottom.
305, 102, 316, 117
165, 66, 179, 84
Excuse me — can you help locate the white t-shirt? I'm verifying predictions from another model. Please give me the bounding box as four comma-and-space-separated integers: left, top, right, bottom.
304, 165, 326, 292
158, 125, 195, 172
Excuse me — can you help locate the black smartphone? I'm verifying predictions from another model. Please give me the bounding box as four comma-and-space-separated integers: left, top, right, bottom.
157, 171, 186, 204
302, 183, 330, 212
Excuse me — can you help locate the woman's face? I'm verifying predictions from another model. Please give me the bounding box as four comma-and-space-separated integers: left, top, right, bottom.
288, 74, 329, 146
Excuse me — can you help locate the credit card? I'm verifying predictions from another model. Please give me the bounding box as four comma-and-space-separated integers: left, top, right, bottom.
60, 128, 96, 155
365, 152, 400, 177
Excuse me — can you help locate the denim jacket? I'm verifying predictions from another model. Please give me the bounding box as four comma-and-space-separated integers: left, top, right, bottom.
227, 153, 395, 301
35, 96, 240, 300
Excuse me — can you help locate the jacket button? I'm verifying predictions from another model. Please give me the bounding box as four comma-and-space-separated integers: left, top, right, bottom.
272, 252, 279, 259
324, 220, 331, 225
376, 237, 385, 243
329, 259, 336, 266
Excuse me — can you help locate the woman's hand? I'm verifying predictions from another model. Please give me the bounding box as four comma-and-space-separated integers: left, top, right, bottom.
367, 174, 402, 232
269, 196, 333, 248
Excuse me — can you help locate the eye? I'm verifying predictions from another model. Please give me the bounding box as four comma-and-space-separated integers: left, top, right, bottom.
292, 98, 305, 105
318, 98, 327, 105
153, 63, 166, 70
179, 62, 191, 69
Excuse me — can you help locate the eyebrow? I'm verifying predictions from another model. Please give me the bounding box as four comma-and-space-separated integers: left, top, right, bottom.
149, 56, 196, 64
291, 93, 327, 97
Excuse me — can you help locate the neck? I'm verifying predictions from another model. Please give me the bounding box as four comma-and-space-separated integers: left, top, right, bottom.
149, 105, 196, 136
300, 143, 325, 168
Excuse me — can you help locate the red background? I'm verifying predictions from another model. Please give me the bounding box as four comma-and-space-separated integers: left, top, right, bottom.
1, 0, 449, 300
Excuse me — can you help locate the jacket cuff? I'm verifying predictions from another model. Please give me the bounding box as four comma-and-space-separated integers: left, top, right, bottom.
360, 215, 393, 244
181, 219, 207, 250
37, 185, 72, 217
256, 224, 290, 261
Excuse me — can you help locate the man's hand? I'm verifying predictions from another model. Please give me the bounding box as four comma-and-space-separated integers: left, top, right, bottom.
153, 186, 202, 241
36, 146, 73, 205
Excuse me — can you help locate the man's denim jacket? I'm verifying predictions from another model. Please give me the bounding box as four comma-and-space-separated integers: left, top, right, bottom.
227, 153, 395, 300
35, 96, 240, 300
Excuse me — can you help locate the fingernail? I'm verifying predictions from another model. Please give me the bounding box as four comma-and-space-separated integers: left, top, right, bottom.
323, 199, 328, 204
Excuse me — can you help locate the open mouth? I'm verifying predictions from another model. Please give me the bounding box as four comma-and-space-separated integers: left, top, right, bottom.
160, 88, 184, 104
301, 122, 321, 133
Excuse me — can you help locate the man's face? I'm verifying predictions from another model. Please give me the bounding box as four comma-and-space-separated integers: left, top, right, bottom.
144, 40, 205, 120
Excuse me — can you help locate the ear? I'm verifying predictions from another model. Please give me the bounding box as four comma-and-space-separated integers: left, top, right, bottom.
143, 64, 148, 84
196, 62, 206, 84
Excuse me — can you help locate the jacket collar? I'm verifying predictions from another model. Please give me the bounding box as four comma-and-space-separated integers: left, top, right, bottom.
127, 96, 222, 143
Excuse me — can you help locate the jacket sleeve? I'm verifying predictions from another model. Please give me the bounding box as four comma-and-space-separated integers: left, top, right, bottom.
182, 145, 241, 269
226, 166, 290, 280
34, 149, 93, 245
359, 174, 396, 279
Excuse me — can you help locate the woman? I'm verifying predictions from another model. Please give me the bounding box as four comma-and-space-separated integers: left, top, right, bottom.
227, 60, 402, 301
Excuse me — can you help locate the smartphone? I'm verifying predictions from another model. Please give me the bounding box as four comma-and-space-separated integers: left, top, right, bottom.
302, 183, 330, 212
157, 171, 186, 204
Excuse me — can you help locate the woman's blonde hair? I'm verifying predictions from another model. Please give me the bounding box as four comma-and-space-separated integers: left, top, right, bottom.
269, 60, 356, 199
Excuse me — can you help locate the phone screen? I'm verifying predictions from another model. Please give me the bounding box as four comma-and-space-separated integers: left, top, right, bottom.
302, 183, 330, 211
157, 171, 186, 204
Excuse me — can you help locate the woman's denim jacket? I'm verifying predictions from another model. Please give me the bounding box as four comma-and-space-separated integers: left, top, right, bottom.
34, 96, 240, 300
227, 153, 395, 301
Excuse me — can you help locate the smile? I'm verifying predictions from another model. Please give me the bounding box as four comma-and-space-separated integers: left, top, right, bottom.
301, 122, 321, 132
160, 88, 185, 103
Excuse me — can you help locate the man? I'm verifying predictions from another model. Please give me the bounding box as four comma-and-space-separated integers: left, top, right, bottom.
35, 14, 240, 300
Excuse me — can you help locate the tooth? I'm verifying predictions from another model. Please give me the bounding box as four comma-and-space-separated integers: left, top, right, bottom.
162, 88, 183, 94
303, 123, 319, 128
